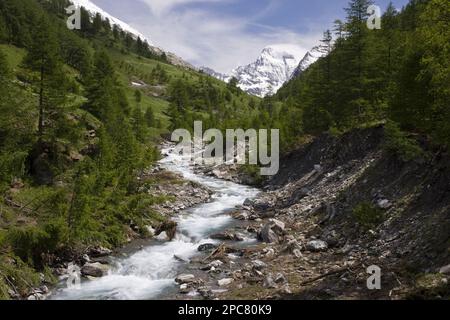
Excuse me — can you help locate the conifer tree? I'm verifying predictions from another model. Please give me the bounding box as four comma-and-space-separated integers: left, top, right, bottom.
23, 15, 66, 140
145, 107, 155, 128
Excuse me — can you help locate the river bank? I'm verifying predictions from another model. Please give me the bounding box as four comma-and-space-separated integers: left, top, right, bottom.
47, 144, 259, 300
43, 126, 450, 300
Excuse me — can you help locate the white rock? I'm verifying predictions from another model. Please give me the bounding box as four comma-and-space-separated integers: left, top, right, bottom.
439, 264, 450, 275
252, 260, 267, 270
218, 278, 234, 287
175, 274, 196, 284
377, 199, 392, 209
306, 240, 329, 252
209, 260, 224, 268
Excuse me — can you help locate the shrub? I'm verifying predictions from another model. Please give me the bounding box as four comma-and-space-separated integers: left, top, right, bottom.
352, 202, 384, 229
384, 121, 425, 162
6, 221, 68, 267
0, 255, 40, 299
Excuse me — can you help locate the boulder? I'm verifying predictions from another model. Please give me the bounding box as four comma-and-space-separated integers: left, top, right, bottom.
258, 219, 286, 244
243, 198, 255, 207
81, 262, 109, 278
377, 199, 392, 209
179, 284, 190, 294
209, 260, 224, 268
155, 220, 178, 241
322, 230, 340, 248
274, 273, 287, 284
232, 211, 250, 221
270, 219, 286, 234
198, 287, 214, 299
27, 293, 44, 300
306, 240, 329, 252
89, 246, 112, 258
175, 274, 196, 284
243, 198, 271, 211
210, 232, 244, 242
263, 275, 277, 289
252, 260, 267, 270
198, 243, 218, 252
259, 226, 279, 244
218, 278, 234, 287
439, 264, 450, 275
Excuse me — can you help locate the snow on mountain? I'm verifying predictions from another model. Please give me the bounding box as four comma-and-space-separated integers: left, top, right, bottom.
199, 67, 231, 83
70, 0, 151, 44
230, 45, 305, 97
69, 0, 194, 69
290, 48, 323, 79
202, 45, 323, 97
201, 45, 305, 97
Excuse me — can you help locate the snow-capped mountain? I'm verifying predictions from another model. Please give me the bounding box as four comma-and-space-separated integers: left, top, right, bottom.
201, 45, 306, 97
290, 49, 323, 79
202, 45, 323, 97
231, 45, 304, 97
199, 67, 231, 83
70, 0, 194, 69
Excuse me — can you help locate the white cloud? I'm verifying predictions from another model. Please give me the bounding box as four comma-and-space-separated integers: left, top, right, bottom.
98, 0, 323, 73
141, 0, 228, 16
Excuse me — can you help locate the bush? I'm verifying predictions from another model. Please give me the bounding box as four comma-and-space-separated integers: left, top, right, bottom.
384, 121, 425, 162
0, 255, 40, 299
352, 202, 384, 229
0, 151, 28, 184
6, 221, 68, 267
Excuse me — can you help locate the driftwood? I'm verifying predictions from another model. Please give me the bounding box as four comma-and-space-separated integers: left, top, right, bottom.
3, 198, 34, 215
300, 262, 363, 286
202, 243, 228, 262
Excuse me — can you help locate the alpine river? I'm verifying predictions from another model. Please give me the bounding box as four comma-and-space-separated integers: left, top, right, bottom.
51, 145, 259, 300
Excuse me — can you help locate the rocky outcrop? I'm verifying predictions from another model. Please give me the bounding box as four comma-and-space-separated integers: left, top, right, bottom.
141, 168, 213, 217
213, 126, 449, 300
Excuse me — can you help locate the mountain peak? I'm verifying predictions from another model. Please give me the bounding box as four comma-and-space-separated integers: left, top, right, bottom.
230, 44, 305, 97
290, 48, 324, 79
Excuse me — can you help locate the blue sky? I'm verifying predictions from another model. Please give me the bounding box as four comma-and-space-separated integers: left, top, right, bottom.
92, 0, 410, 72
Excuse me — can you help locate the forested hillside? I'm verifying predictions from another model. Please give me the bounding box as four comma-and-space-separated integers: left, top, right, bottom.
0, 0, 448, 300
0, 0, 258, 299
275, 0, 449, 153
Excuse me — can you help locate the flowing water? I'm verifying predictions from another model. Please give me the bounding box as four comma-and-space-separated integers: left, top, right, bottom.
51, 145, 259, 300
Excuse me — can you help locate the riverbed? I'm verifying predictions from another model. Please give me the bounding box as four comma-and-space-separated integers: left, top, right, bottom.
51, 145, 259, 300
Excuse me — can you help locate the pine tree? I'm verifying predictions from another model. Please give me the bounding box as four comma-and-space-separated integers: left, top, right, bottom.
92, 13, 103, 34
343, 0, 374, 124
145, 107, 155, 128
0, 49, 10, 80
132, 107, 146, 143
23, 15, 65, 140
84, 50, 117, 121
134, 89, 142, 103
79, 6, 92, 34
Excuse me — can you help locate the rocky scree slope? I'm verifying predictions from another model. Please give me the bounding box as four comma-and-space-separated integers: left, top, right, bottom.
220, 126, 449, 299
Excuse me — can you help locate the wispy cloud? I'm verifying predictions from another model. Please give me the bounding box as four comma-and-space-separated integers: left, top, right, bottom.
128, 1, 321, 73
141, 0, 230, 16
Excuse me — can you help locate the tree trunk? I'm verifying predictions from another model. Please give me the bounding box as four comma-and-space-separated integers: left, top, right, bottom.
38, 65, 45, 140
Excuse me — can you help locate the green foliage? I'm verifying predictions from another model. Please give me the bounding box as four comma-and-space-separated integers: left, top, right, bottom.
352, 202, 384, 229
275, 0, 448, 152
384, 121, 425, 162
0, 255, 40, 299
239, 164, 266, 187
6, 223, 66, 266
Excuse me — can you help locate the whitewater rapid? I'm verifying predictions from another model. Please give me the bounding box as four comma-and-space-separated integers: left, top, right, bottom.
51, 145, 259, 300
